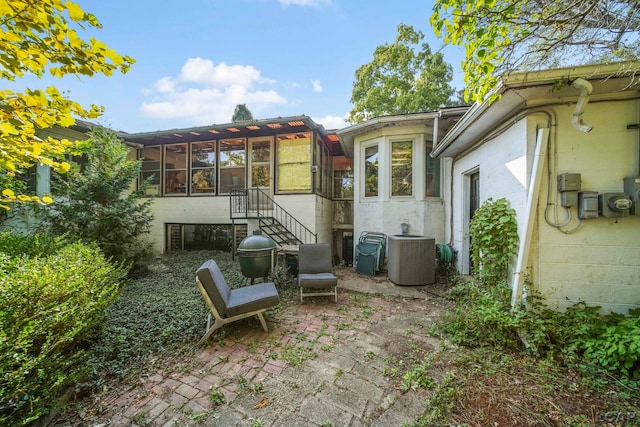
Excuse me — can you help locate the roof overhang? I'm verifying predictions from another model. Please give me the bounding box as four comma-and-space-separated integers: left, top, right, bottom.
337, 108, 469, 158
432, 61, 640, 158
120, 115, 343, 155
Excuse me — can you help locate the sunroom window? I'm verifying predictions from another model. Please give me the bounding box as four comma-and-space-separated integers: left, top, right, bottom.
139, 146, 161, 196
391, 140, 413, 197
333, 156, 353, 199
191, 141, 216, 194
164, 144, 188, 195
277, 132, 311, 193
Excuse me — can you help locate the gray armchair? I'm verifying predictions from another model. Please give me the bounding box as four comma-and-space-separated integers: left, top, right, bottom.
196, 260, 280, 345
297, 243, 338, 302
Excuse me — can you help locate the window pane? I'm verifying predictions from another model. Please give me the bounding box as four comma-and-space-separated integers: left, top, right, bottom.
277, 133, 311, 192
192, 169, 216, 194
220, 168, 245, 194
426, 148, 441, 197
251, 140, 270, 163
364, 145, 379, 197
219, 139, 245, 167
391, 141, 412, 196
191, 142, 216, 194
191, 141, 216, 167
251, 165, 270, 187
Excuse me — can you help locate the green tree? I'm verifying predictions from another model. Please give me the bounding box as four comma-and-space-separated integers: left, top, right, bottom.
35, 128, 153, 263
232, 103, 254, 121
431, 0, 640, 103
348, 24, 456, 123
0, 0, 134, 209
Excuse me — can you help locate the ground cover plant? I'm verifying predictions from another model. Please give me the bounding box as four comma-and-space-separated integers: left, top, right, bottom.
82, 250, 299, 385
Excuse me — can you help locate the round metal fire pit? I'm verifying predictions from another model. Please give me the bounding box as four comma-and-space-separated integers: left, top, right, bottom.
237, 230, 276, 283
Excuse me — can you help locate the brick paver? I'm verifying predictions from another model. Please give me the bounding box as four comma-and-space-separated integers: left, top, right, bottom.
66, 283, 445, 426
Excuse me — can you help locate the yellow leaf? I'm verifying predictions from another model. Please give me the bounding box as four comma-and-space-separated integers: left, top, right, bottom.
0, 122, 19, 135
65, 1, 85, 21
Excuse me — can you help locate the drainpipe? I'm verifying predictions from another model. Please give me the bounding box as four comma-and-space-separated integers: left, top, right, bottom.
571, 78, 593, 133
511, 126, 550, 308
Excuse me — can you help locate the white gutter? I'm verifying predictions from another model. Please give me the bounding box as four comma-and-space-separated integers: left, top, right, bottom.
571, 78, 593, 133
511, 126, 549, 308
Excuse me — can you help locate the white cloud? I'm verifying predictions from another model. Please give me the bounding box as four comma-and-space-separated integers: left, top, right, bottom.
140, 58, 285, 124
154, 77, 175, 93
312, 114, 348, 130
311, 79, 323, 93
279, 0, 331, 6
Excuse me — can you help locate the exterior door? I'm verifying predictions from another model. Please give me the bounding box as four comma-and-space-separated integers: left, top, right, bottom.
248, 137, 273, 210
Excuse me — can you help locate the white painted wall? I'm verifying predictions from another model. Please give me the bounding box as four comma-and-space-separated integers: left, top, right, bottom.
447, 119, 530, 275
146, 196, 232, 253
146, 193, 328, 253
447, 98, 640, 314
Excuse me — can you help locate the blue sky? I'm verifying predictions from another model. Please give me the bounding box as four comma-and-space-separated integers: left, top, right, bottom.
9, 0, 466, 133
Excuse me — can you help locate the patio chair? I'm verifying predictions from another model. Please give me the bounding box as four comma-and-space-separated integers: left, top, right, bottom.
297, 243, 338, 302
196, 259, 280, 345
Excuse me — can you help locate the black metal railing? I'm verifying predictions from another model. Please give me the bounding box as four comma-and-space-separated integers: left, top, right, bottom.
230, 187, 317, 245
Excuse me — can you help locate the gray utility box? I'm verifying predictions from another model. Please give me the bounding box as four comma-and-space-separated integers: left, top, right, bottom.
387, 235, 435, 286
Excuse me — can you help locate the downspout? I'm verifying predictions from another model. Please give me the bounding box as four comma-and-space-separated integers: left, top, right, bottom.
511, 126, 550, 308
571, 78, 593, 133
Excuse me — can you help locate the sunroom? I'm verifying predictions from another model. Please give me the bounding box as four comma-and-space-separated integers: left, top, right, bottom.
122, 115, 353, 257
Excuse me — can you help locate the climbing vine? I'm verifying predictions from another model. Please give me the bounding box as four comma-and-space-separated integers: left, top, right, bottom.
469, 197, 518, 284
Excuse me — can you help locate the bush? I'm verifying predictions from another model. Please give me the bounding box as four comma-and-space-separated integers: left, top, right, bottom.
436, 279, 640, 381
0, 230, 67, 258
0, 242, 125, 425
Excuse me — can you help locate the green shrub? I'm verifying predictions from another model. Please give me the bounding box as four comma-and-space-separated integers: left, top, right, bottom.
468, 197, 518, 284
0, 243, 125, 425
583, 309, 640, 378
0, 230, 67, 259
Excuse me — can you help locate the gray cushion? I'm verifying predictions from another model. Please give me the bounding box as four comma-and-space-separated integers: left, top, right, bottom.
226, 282, 280, 317
196, 260, 231, 317
298, 273, 338, 289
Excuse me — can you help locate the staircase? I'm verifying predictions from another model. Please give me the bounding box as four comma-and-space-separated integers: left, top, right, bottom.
230, 188, 316, 247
